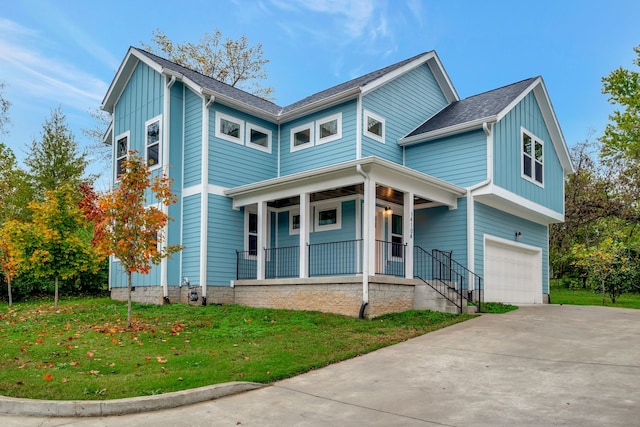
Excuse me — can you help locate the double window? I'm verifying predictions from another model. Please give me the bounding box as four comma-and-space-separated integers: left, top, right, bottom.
522, 128, 543, 185
290, 112, 343, 152
215, 112, 272, 153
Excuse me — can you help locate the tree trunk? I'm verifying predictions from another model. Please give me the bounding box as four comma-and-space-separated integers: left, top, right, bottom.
601, 277, 606, 305
54, 276, 59, 310
7, 276, 12, 307
127, 271, 132, 329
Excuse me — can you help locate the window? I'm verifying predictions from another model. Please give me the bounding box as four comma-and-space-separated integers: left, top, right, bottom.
246, 123, 272, 153
391, 214, 403, 259
290, 123, 314, 152
364, 110, 385, 143
289, 209, 300, 235
115, 131, 129, 179
316, 113, 342, 145
314, 202, 341, 231
522, 128, 543, 185
145, 116, 161, 169
247, 211, 258, 256
216, 112, 244, 144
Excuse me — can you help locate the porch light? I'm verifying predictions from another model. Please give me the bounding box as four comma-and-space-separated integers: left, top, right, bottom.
515, 231, 522, 241
384, 206, 391, 212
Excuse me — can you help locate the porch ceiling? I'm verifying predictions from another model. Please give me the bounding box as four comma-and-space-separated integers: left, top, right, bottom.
225, 157, 466, 209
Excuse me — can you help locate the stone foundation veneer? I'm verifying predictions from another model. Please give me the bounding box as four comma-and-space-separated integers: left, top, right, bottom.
110, 276, 418, 318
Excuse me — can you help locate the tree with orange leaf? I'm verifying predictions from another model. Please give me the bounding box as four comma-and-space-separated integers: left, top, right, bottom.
94, 152, 181, 328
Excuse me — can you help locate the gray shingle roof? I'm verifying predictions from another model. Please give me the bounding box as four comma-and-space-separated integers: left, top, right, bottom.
134, 48, 434, 118
406, 77, 538, 137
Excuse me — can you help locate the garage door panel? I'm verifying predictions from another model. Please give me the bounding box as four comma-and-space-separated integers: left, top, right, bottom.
484, 239, 542, 304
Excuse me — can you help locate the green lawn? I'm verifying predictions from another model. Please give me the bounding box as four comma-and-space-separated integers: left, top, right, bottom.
0, 298, 474, 401
550, 283, 640, 309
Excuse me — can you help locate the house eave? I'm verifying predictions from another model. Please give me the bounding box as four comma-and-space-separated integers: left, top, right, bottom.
473, 184, 564, 225
398, 117, 496, 146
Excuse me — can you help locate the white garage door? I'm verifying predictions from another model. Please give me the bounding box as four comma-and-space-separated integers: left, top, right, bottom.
484, 237, 542, 304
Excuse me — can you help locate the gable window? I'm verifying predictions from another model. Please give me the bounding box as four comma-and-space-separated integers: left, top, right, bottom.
247, 123, 272, 153
314, 202, 341, 231
364, 110, 385, 143
145, 116, 161, 169
290, 123, 314, 152
216, 112, 244, 145
316, 113, 342, 145
115, 131, 129, 179
391, 214, 403, 259
522, 128, 543, 185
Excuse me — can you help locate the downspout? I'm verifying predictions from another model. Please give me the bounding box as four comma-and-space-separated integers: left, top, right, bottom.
162, 74, 173, 304
200, 95, 214, 306
466, 121, 493, 291
356, 163, 369, 318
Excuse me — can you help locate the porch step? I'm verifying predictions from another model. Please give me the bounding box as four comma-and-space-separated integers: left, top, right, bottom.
414, 284, 475, 314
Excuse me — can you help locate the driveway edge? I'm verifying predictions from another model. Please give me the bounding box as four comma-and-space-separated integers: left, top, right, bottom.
0, 381, 266, 417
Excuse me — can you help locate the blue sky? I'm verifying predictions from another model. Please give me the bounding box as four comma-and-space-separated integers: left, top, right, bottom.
1, 0, 639, 186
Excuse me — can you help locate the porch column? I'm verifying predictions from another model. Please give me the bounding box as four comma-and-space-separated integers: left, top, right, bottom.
299, 192, 310, 278
256, 201, 268, 280
404, 191, 414, 279
363, 178, 376, 279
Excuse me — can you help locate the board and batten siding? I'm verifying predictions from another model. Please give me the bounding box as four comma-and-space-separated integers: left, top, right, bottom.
474, 201, 549, 293
413, 198, 468, 269
493, 92, 564, 214
362, 63, 448, 165
279, 101, 357, 176
207, 194, 244, 285
209, 104, 278, 187
180, 195, 201, 285
405, 130, 487, 187
183, 88, 203, 187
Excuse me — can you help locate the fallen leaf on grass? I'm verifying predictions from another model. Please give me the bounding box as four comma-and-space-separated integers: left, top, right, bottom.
86, 351, 94, 358
70, 361, 80, 366
44, 373, 53, 381
89, 370, 100, 376
62, 378, 69, 383
157, 356, 167, 364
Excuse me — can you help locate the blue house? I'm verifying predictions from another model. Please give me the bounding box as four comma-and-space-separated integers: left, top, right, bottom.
101, 48, 573, 317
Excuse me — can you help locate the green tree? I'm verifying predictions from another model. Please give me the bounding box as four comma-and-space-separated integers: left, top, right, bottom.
94, 152, 182, 327
601, 45, 640, 160
25, 106, 90, 196
141, 29, 274, 100
10, 185, 101, 310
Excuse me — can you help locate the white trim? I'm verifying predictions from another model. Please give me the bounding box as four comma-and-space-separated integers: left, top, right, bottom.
473, 184, 564, 224
316, 112, 342, 145
398, 117, 495, 146
114, 130, 130, 181
314, 201, 342, 232
184, 184, 229, 198
215, 111, 244, 145
207, 184, 228, 196
200, 98, 210, 288
244, 208, 258, 257
246, 122, 273, 153
356, 95, 362, 159
289, 208, 300, 235
290, 122, 314, 152
521, 126, 544, 188
363, 110, 385, 143
145, 115, 162, 171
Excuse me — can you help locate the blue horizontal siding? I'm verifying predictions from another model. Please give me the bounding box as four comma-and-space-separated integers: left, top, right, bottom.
181, 195, 201, 285
183, 88, 202, 187
405, 130, 487, 187
207, 194, 244, 285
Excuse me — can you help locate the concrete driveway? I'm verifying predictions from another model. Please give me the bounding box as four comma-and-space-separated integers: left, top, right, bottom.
2, 304, 639, 426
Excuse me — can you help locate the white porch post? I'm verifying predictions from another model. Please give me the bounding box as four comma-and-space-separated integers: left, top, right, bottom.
299, 192, 310, 278
363, 178, 376, 283
404, 191, 414, 279
256, 201, 268, 280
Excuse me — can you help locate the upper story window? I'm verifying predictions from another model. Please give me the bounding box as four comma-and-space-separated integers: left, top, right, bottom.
522, 128, 543, 186
115, 131, 129, 179
316, 113, 342, 145
291, 123, 314, 152
247, 123, 272, 153
364, 110, 385, 143
145, 116, 161, 169
216, 112, 244, 145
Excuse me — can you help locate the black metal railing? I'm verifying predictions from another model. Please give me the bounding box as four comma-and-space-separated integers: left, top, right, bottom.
308, 239, 363, 277
414, 246, 484, 313
236, 250, 257, 280
265, 245, 299, 279
374, 240, 406, 277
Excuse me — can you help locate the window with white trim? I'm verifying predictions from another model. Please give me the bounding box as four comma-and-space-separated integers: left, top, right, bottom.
315, 202, 341, 231
216, 112, 244, 145
246, 211, 258, 256
316, 113, 342, 145
364, 110, 385, 143
290, 123, 314, 152
390, 214, 403, 259
115, 131, 129, 179
289, 209, 300, 235
247, 123, 272, 153
522, 128, 543, 185
145, 116, 161, 169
